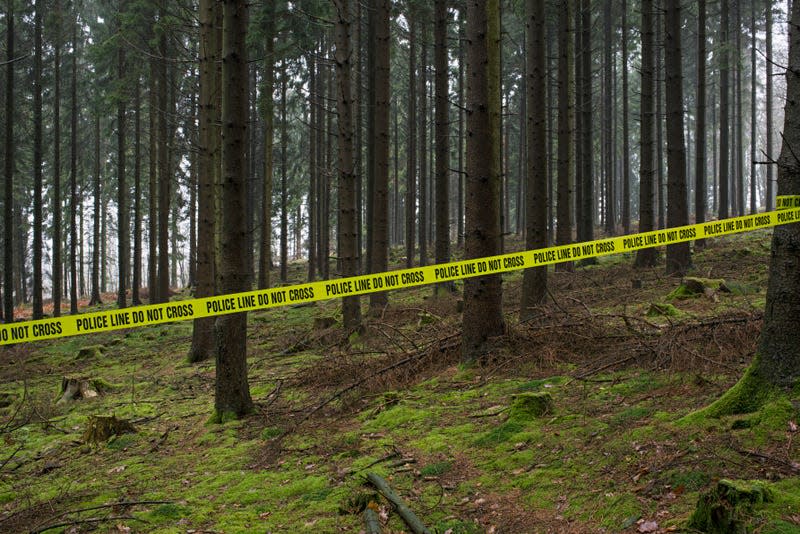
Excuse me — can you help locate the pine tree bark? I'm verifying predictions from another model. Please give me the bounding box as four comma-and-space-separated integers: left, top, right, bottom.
116, 7, 128, 309
259, 9, 274, 289
368, 0, 391, 313
663, 0, 691, 275
750, 0, 757, 214
463, 0, 505, 363
603, 0, 614, 235
53, 0, 63, 317
695, 0, 707, 247
148, 57, 158, 301
405, 9, 417, 269
189, 0, 219, 363
418, 29, 428, 267
766, 0, 775, 211
521, 0, 547, 317
579, 0, 595, 251
555, 0, 573, 271
636, 0, 658, 268
434, 0, 451, 293
157, 27, 170, 303
69, 15, 79, 315
308, 51, 316, 281
333, 0, 362, 330
31, 0, 44, 317
4, 0, 14, 322
90, 113, 102, 306
457, 18, 465, 249
280, 64, 289, 283
621, 0, 631, 235
719, 0, 730, 220
133, 75, 143, 305
214, 0, 253, 419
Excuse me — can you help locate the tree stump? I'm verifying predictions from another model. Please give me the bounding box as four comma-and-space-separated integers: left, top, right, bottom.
688, 479, 774, 533
58, 377, 99, 404
82, 415, 137, 444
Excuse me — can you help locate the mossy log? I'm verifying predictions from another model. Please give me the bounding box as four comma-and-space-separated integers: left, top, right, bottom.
82, 415, 136, 444
363, 506, 382, 534
509, 392, 554, 420
366, 472, 430, 534
688, 479, 774, 533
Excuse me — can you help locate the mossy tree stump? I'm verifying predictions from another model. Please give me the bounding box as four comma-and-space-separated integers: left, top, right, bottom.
509, 392, 554, 420
688, 479, 773, 533
82, 415, 137, 444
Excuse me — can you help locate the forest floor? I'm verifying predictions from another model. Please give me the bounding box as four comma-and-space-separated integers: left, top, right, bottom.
2, 229, 800, 534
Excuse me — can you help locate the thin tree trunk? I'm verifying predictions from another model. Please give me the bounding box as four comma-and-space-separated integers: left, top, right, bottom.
656, 5, 665, 229
735, 0, 745, 216
521, 0, 548, 317
696, 0, 707, 247
188, 0, 218, 364
333, 0, 362, 330
157, 28, 170, 303
90, 114, 102, 305
766, 0, 775, 211
603, 0, 614, 235
69, 15, 79, 314
463, 0, 505, 363
405, 9, 417, 268
148, 58, 158, 300
580, 0, 594, 251
116, 9, 128, 309
215, 0, 253, 419
418, 30, 428, 267
457, 19, 465, 248
133, 75, 143, 304
555, 0, 573, 271
621, 0, 631, 235
720, 0, 730, 220
434, 0, 451, 293
280, 63, 288, 283
636, 0, 657, 268
32, 0, 44, 318
53, 0, 62, 317
4, 0, 14, 321
664, 0, 691, 275
750, 0, 758, 214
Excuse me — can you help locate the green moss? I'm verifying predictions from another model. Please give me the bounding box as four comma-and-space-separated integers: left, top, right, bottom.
76, 344, 107, 359
362, 405, 431, 432
473, 420, 525, 446
420, 461, 452, 477
688, 479, 774, 533
667, 470, 712, 491
680, 360, 777, 423
260, 426, 283, 440
509, 392, 554, 419
646, 302, 680, 317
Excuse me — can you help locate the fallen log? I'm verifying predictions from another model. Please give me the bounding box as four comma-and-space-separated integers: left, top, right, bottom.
366, 472, 430, 534
363, 506, 382, 534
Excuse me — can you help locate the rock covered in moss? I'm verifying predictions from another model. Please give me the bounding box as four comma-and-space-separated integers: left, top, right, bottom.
646, 302, 679, 317
509, 392, 554, 420
667, 277, 725, 300
687, 479, 774, 533
76, 344, 107, 359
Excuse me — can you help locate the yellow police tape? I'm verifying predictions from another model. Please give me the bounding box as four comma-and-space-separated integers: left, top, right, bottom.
1, 197, 799, 346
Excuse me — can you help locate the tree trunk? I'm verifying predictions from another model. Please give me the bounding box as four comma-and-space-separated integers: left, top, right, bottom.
750, 0, 757, 214
555, 0, 573, 272
148, 57, 158, 301
621, 0, 630, 235
735, 0, 745, 216
695, 0, 707, 248
695, 1, 800, 419
521, 0, 547, 317
214, 0, 253, 419
463, 0, 505, 363
579, 0, 594, 251
603, 0, 614, 235
720, 0, 730, 220
53, 0, 62, 318
663, 0, 691, 275
418, 29, 428, 267
405, 9, 417, 269
4, 0, 14, 322
32, 0, 44, 318
280, 63, 289, 283
434, 0, 451, 293
189, 0, 219, 364
69, 14, 79, 315
133, 75, 143, 305
457, 19, 465, 248
116, 9, 128, 309
90, 113, 102, 306
636, 0, 658, 268
308, 52, 316, 281
655, 6, 665, 229
157, 28, 170, 303
766, 0, 774, 211
333, 0, 362, 330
